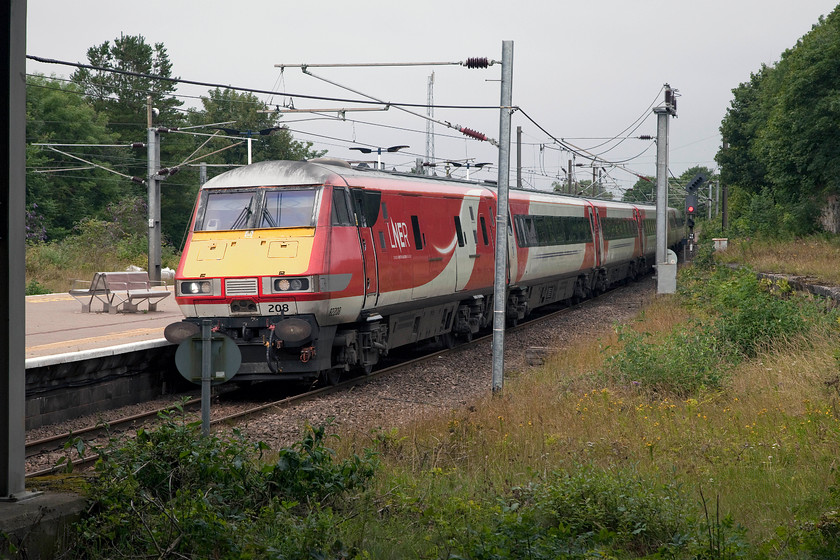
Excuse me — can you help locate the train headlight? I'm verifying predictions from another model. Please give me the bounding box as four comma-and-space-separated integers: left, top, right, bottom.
180, 280, 213, 295
272, 277, 310, 293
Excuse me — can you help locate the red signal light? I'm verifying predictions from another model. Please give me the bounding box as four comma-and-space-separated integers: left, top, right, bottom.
687, 206, 695, 214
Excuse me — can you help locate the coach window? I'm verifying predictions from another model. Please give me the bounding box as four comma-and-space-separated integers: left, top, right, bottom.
411, 215, 423, 249
454, 216, 465, 247
331, 187, 353, 226
480, 216, 489, 245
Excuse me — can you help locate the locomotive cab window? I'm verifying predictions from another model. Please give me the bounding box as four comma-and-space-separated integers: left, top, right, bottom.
261, 188, 317, 228
195, 187, 319, 231
196, 190, 258, 231
351, 188, 381, 228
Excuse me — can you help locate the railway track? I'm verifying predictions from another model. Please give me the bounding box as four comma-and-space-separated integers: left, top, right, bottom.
25, 293, 595, 478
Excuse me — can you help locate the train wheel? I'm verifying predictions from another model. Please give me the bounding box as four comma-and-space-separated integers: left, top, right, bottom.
441, 332, 456, 349
320, 369, 341, 386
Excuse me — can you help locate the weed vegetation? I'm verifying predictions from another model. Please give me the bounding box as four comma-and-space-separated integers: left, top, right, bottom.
23, 261, 840, 558
24, 196, 180, 294
713, 235, 840, 286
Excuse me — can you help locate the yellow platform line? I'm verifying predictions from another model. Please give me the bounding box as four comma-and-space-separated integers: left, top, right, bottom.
25, 327, 163, 352
26, 294, 75, 303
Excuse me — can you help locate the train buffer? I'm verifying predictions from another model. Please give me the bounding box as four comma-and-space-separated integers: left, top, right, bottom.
69, 271, 171, 314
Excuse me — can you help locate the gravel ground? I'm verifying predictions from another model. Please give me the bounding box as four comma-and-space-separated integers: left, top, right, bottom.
26, 278, 655, 475
222, 277, 655, 450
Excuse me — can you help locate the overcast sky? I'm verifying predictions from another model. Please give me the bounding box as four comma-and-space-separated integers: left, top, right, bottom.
25, 0, 839, 194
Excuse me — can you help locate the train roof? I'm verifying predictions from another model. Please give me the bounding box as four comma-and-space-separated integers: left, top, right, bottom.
201, 159, 663, 211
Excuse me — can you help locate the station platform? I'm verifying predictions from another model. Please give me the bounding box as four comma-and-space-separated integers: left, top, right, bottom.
25, 287, 181, 366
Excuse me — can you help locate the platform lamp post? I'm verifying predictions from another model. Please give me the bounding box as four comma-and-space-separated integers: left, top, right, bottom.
349, 145, 409, 170
448, 161, 492, 180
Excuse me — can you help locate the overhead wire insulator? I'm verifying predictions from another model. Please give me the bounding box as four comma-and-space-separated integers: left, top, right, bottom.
464, 57, 489, 69
459, 127, 487, 141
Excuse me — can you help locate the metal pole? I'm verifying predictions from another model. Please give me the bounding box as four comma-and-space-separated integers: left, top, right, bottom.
147, 128, 162, 283
516, 126, 522, 189
491, 40, 513, 394
567, 159, 573, 194
654, 108, 670, 268
721, 142, 729, 230
201, 320, 212, 437
0, 0, 32, 501
707, 182, 713, 221
199, 161, 208, 186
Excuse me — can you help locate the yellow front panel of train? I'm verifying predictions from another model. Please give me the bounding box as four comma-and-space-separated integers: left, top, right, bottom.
182, 230, 314, 278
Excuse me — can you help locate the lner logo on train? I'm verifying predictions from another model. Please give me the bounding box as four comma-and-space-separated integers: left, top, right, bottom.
387, 219, 410, 251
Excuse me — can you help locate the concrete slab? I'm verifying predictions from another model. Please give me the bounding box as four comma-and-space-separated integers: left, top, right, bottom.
0, 491, 87, 559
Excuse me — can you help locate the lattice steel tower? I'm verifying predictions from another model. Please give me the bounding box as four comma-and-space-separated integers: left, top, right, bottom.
425, 72, 435, 173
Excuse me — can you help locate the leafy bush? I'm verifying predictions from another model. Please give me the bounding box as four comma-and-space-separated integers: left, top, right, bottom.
25, 279, 50, 295
449, 465, 697, 559
705, 267, 812, 358
728, 189, 821, 239
68, 410, 378, 559
604, 322, 728, 397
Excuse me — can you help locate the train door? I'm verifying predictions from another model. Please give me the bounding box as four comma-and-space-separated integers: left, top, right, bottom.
350, 188, 381, 309
587, 204, 603, 267
455, 196, 480, 291
409, 197, 434, 300
506, 209, 517, 285
633, 207, 644, 258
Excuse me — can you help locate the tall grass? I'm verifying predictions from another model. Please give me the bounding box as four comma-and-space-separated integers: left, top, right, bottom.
331, 265, 840, 557
714, 235, 840, 284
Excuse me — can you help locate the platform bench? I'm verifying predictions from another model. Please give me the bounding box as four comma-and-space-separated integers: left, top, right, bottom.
69, 271, 170, 313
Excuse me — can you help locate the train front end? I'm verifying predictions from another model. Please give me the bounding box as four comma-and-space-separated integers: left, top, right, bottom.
173, 160, 364, 382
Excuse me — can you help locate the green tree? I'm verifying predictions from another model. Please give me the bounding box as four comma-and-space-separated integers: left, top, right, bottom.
717, 68, 770, 196
71, 34, 187, 239
622, 175, 655, 203
71, 34, 183, 137
716, 6, 840, 235
760, 11, 840, 201
26, 74, 127, 239
187, 87, 323, 170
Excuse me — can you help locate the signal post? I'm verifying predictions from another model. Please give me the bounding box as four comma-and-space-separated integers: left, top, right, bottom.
654, 85, 677, 294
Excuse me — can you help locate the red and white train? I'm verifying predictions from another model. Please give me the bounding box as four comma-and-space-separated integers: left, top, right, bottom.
172, 158, 685, 383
